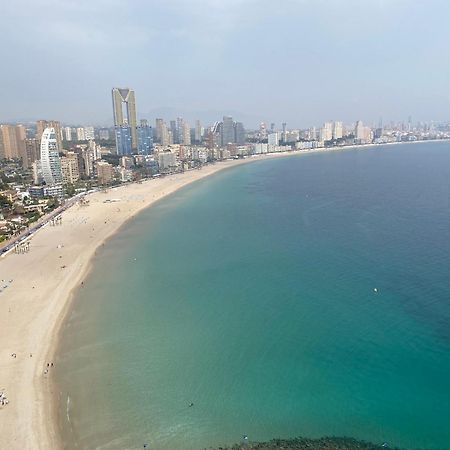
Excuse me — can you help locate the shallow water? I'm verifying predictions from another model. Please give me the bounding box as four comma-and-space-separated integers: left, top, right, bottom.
56, 142, 450, 450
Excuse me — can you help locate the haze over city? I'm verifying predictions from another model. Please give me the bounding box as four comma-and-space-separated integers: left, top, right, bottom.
3, 1, 450, 449
2, 0, 450, 126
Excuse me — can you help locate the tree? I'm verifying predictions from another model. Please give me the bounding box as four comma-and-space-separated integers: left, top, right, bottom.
46, 197, 60, 209
65, 184, 76, 197
0, 195, 12, 208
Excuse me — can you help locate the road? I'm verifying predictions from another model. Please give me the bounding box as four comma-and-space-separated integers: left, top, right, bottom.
0, 195, 82, 257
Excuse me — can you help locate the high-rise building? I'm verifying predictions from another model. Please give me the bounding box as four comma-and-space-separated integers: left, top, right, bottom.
60, 152, 80, 184
72, 148, 87, 178
23, 138, 40, 169
281, 123, 287, 142
221, 116, 235, 147
355, 120, 364, 140
96, 161, 114, 185
64, 126, 72, 141
98, 128, 110, 140
320, 122, 333, 142
40, 127, 62, 185
170, 120, 178, 144
194, 120, 202, 143
260, 122, 268, 139
81, 147, 93, 177
176, 118, 191, 145
114, 126, 132, 155
89, 139, 102, 162
36, 120, 47, 141
180, 120, 191, 145
332, 121, 343, 140
160, 123, 170, 146
268, 132, 279, 146
76, 127, 86, 141
16, 124, 26, 145
112, 87, 137, 152
158, 151, 176, 171
354, 120, 372, 143
308, 126, 317, 140
37, 120, 62, 150
155, 118, 164, 143
218, 117, 245, 147
32, 160, 43, 185
84, 126, 95, 141
234, 122, 245, 145
137, 119, 153, 155
0, 124, 25, 160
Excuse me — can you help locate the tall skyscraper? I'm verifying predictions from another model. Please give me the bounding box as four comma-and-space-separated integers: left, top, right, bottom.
332, 121, 343, 140
268, 132, 279, 146
76, 127, 86, 141
112, 87, 137, 153
221, 116, 235, 147
170, 120, 177, 144
234, 122, 245, 145
36, 120, 62, 150
161, 125, 170, 146
176, 118, 186, 145
218, 117, 245, 147
64, 126, 72, 141
0, 124, 25, 159
181, 121, 191, 145
320, 122, 333, 142
84, 126, 95, 141
155, 118, 164, 143
137, 119, 153, 155
355, 120, 364, 140
40, 127, 62, 185
259, 122, 267, 139
154, 119, 170, 146
194, 120, 202, 143
281, 123, 287, 142
114, 126, 132, 155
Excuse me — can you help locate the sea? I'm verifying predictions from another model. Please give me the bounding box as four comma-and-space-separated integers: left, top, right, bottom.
55, 141, 450, 450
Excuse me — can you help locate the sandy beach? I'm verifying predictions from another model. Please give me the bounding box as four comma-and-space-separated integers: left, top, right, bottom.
0, 154, 293, 449
0, 140, 443, 449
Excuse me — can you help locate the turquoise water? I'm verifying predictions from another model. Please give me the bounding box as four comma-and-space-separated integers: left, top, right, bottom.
56, 142, 450, 450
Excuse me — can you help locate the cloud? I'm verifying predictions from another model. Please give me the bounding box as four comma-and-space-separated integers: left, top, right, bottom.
1, 0, 450, 125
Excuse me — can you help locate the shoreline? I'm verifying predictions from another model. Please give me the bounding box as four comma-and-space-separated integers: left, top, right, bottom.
0, 153, 290, 449
0, 140, 446, 449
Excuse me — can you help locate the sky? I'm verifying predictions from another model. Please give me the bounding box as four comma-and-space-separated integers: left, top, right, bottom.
2, 0, 450, 128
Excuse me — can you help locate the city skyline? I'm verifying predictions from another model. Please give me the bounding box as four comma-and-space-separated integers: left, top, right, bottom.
2, 0, 450, 127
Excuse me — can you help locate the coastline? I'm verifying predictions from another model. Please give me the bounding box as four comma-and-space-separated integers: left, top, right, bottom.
0, 140, 445, 449
0, 153, 292, 449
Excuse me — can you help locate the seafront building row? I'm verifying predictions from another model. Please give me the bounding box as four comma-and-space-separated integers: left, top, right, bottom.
1, 86, 450, 244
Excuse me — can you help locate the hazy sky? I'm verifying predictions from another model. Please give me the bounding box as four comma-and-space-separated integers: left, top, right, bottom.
2, 0, 450, 127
